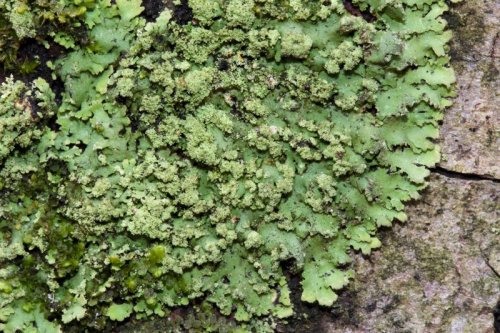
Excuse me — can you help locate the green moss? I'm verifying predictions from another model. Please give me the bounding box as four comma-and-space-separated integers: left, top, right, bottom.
0, 0, 456, 331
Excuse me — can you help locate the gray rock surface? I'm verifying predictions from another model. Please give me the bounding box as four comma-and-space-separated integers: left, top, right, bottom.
323, 174, 499, 333
439, 0, 499, 178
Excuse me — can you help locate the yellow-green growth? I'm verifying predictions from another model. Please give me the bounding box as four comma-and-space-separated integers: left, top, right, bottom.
0, 0, 456, 331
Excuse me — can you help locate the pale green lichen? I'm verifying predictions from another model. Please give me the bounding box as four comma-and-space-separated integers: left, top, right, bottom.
280, 29, 313, 59
0, 0, 456, 332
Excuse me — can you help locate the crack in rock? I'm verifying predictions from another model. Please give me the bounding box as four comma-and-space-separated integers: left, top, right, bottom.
431, 166, 500, 183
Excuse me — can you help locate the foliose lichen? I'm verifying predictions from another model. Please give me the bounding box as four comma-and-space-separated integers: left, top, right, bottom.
0, 0, 456, 331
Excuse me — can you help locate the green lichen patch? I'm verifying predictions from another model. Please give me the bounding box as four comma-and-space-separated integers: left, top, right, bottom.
0, 0, 456, 331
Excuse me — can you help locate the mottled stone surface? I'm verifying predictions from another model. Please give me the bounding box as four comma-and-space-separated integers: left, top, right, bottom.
439, 0, 499, 178
320, 174, 499, 333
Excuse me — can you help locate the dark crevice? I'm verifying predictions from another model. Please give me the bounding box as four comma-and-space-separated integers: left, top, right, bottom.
494, 300, 500, 333
18, 39, 63, 80
141, 0, 165, 22
280, 273, 336, 333
218, 59, 230, 71
431, 166, 499, 183
343, 0, 376, 22
168, 0, 193, 25
1, 38, 65, 109
479, 247, 500, 280
46, 114, 61, 131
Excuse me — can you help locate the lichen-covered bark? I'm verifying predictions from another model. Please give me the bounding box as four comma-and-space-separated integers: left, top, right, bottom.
1, 1, 459, 331
308, 1, 500, 332
0, 1, 496, 332
104, 1, 500, 332
91, 1, 499, 332
115, 1, 499, 331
